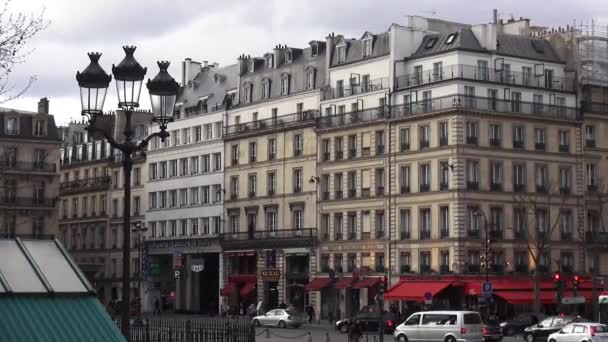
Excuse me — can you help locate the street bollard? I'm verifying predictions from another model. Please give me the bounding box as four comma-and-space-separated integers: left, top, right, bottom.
325, 331, 330, 342
265, 328, 270, 339
308, 332, 312, 342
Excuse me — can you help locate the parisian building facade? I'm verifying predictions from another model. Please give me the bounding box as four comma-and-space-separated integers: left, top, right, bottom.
0, 98, 62, 239
58, 111, 150, 304
78, 13, 608, 318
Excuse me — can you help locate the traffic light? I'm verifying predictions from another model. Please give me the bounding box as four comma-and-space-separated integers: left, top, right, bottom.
572, 275, 580, 290
554, 272, 562, 289
379, 275, 388, 294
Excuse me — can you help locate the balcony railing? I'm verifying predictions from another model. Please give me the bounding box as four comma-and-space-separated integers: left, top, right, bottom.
490, 230, 503, 240
335, 191, 343, 199
375, 230, 385, 239
220, 228, 317, 249
400, 231, 410, 240
225, 110, 319, 138
348, 189, 356, 198
514, 184, 526, 193
559, 144, 569, 153
466, 136, 478, 145
376, 186, 385, 195
322, 152, 330, 161
467, 264, 481, 274
400, 265, 411, 274
467, 229, 480, 238
535, 142, 546, 151
322, 77, 390, 101
420, 230, 431, 240
467, 182, 479, 191
490, 183, 502, 192
0, 196, 55, 208
394, 64, 576, 92
0, 161, 56, 173
490, 139, 501, 147
60, 176, 111, 195
440, 265, 450, 274
335, 151, 343, 160
586, 139, 596, 148
419, 184, 430, 192
400, 185, 410, 194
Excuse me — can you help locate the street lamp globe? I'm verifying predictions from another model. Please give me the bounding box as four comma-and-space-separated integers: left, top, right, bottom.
76, 52, 112, 121
147, 61, 179, 136
112, 46, 147, 108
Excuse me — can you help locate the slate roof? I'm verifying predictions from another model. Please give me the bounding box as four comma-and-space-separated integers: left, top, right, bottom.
496, 33, 563, 63
409, 29, 564, 64
330, 31, 390, 67
0, 238, 125, 342
0, 109, 62, 142
177, 63, 239, 110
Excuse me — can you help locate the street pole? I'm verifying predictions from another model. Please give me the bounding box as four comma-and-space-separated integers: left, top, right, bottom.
476, 210, 490, 320
121, 110, 133, 336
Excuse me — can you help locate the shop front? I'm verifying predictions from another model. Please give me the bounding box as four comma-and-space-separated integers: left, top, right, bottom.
144, 237, 221, 314
384, 275, 605, 319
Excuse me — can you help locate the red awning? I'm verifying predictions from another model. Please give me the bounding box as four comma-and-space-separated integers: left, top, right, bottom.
240, 281, 257, 297
494, 291, 556, 304
384, 281, 451, 301
353, 277, 380, 289
305, 277, 333, 291
334, 277, 355, 289
222, 282, 237, 296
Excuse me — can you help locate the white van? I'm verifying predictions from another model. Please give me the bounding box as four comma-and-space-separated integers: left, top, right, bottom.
394, 310, 483, 342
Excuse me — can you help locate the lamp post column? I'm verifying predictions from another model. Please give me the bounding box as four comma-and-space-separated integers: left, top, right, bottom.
121, 148, 133, 335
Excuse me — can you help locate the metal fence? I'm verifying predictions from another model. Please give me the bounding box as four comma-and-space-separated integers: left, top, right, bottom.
120, 319, 255, 342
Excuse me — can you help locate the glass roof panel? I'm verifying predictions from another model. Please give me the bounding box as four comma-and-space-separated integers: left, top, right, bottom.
22, 240, 87, 293
0, 240, 46, 292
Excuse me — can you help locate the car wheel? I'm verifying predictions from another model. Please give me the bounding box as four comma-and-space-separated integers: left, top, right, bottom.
548, 339, 556, 342
397, 335, 408, 342
505, 327, 515, 336
445, 336, 456, 342
340, 324, 349, 334
253, 319, 260, 328
278, 321, 286, 328
526, 334, 535, 342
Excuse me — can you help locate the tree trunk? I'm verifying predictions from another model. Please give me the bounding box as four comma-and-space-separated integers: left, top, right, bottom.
534, 269, 541, 313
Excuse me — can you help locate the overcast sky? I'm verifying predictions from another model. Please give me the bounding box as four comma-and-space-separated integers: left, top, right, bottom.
6, 0, 608, 125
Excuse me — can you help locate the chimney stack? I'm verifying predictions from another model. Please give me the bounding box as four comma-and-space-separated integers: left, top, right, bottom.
38, 97, 49, 114
493, 9, 498, 24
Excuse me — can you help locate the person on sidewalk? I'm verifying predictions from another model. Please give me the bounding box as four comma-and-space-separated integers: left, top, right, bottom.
348, 320, 362, 342
153, 298, 161, 315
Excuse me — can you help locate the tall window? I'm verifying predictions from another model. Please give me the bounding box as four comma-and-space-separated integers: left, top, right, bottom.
440, 206, 449, 238
466, 121, 478, 145
400, 209, 411, 239
560, 167, 571, 192
534, 128, 546, 150
419, 208, 431, 239
293, 168, 303, 193
268, 172, 277, 195
439, 162, 449, 189
362, 38, 372, 57
419, 163, 430, 191
400, 127, 410, 151
514, 207, 527, 238
490, 161, 502, 190
268, 138, 276, 160
466, 160, 479, 189
266, 211, 277, 231
535, 164, 547, 192
419, 125, 430, 148
477, 60, 489, 81
559, 130, 570, 152
337, 45, 346, 63
294, 134, 303, 156
439, 122, 448, 146
513, 163, 526, 192
231, 144, 239, 165
249, 142, 257, 163
280, 75, 290, 95
400, 166, 410, 193
513, 125, 525, 148
293, 210, 303, 230
202, 154, 210, 173
248, 174, 257, 197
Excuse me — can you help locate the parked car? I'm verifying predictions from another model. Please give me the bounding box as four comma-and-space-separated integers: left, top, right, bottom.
523, 315, 588, 342
547, 323, 608, 342
335, 312, 397, 334
483, 322, 503, 342
500, 313, 547, 336
252, 309, 302, 328
393, 310, 484, 342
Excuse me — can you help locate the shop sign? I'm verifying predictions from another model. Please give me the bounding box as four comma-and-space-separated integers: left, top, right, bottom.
150, 263, 160, 276
191, 265, 205, 272
321, 243, 384, 252
259, 269, 281, 280
148, 239, 215, 250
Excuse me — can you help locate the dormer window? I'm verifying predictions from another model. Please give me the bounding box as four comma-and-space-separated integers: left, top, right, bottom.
280, 73, 290, 95
243, 83, 252, 103
425, 37, 438, 49
5, 117, 18, 135
337, 45, 346, 63
34, 119, 46, 136
248, 60, 255, 73
305, 67, 316, 90
262, 78, 271, 99
445, 33, 457, 45
311, 43, 319, 57
265, 55, 273, 69
362, 38, 372, 57
285, 50, 293, 64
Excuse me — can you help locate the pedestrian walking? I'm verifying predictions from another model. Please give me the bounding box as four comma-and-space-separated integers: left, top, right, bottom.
153, 298, 161, 315
309, 306, 315, 324
348, 320, 362, 342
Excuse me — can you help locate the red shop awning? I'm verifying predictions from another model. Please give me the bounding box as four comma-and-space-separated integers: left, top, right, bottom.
222, 282, 237, 296
305, 277, 333, 291
494, 291, 556, 305
334, 277, 355, 289
353, 277, 380, 289
384, 281, 451, 301
240, 281, 257, 297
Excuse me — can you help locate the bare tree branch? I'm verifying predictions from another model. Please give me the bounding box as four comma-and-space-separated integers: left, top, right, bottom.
0, 0, 48, 104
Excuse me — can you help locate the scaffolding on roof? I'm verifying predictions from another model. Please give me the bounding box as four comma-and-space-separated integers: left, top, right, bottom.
576, 20, 608, 86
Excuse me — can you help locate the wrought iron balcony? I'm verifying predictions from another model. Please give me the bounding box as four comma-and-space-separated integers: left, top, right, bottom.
514, 184, 526, 193
400, 231, 410, 240
0, 161, 56, 174
440, 265, 450, 274
490, 138, 501, 147
440, 137, 448, 146
440, 182, 448, 191
60, 176, 111, 195
348, 189, 356, 198
535, 142, 545, 151
420, 140, 430, 149
467, 229, 480, 238
467, 182, 479, 191
586, 139, 596, 148
400, 265, 411, 274
376, 186, 385, 195
586, 231, 608, 244
420, 230, 431, 240
335, 151, 343, 160
375, 229, 385, 239
0, 196, 56, 209
490, 230, 503, 240
514, 230, 526, 239
536, 185, 547, 193
322, 192, 329, 200
400, 185, 410, 194
467, 264, 481, 274
440, 229, 449, 239
466, 136, 478, 145
361, 188, 370, 198
419, 265, 431, 274
4, 233, 55, 240
376, 145, 385, 154
335, 191, 343, 199
322, 152, 330, 161
491, 264, 505, 274
400, 143, 410, 151
335, 232, 343, 240
220, 228, 317, 249
490, 183, 502, 192
419, 184, 430, 192
559, 144, 569, 153
394, 64, 576, 92
588, 184, 598, 193
348, 149, 357, 159
224, 110, 319, 139
321, 77, 389, 101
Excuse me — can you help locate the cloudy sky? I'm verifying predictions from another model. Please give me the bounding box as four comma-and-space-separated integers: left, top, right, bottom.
6, 0, 608, 125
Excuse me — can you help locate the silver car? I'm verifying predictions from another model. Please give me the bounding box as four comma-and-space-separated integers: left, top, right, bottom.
394, 310, 484, 342
548, 323, 608, 342
252, 309, 302, 328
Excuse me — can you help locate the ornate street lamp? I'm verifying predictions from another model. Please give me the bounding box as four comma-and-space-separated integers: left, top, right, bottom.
76, 46, 178, 338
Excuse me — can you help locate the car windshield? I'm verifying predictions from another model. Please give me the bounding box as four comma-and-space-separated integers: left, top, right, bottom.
593, 325, 607, 333
284, 310, 296, 316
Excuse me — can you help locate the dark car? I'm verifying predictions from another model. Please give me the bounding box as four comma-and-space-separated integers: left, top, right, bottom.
500, 313, 546, 336
483, 321, 503, 342
523, 315, 588, 342
335, 312, 397, 334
